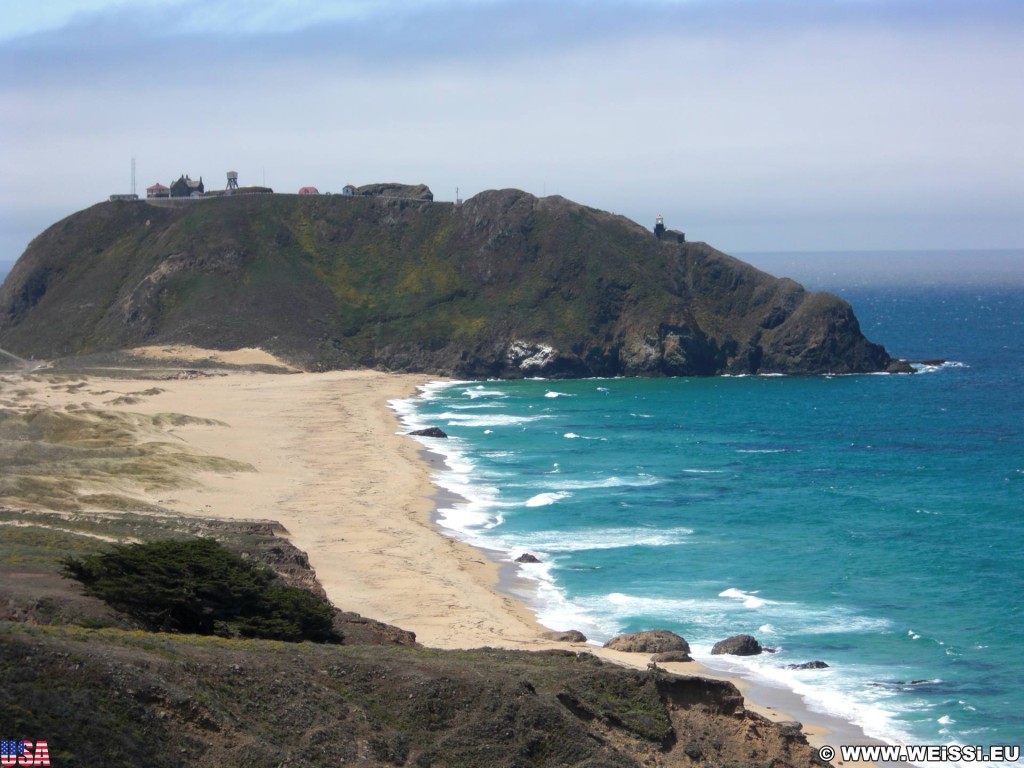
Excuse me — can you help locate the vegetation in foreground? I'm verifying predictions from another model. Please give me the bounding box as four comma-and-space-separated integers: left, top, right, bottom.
61, 538, 339, 643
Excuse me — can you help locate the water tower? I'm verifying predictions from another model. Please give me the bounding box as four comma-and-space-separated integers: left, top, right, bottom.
226, 171, 239, 193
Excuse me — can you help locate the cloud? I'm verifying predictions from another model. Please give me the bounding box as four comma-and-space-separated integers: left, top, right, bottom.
1, 0, 1022, 261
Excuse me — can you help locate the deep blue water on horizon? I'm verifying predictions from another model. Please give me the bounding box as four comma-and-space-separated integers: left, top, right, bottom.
396, 274, 1024, 762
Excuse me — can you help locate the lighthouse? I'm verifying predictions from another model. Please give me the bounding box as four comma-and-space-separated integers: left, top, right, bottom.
654, 214, 666, 238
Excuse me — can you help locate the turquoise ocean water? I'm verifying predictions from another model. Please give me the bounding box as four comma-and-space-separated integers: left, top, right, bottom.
395, 269, 1023, 761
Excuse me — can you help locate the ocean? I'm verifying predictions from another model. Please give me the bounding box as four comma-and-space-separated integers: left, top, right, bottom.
395, 254, 1023, 762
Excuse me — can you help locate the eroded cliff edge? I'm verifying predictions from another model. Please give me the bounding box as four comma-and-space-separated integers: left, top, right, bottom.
0, 188, 902, 376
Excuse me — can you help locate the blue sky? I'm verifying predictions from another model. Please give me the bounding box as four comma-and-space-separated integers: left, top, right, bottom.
2, 0, 1022, 268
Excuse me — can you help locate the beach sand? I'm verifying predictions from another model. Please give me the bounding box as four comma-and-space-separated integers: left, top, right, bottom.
2, 350, 887, 765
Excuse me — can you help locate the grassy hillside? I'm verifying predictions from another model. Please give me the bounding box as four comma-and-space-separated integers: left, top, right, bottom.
0, 190, 899, 376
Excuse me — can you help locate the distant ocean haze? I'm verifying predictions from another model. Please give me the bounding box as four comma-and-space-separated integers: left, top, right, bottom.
736, 249, 1024, 290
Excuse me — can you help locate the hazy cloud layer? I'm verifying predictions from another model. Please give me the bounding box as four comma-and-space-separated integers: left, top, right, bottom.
2, 0, 1022, 268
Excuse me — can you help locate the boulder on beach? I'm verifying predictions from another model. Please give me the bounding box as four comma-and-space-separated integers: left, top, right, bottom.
408, 427, 448, 438
603, 629, 690, 655
651, 650, 693, 663
711, 634, 763, 656
541, 630, 588, 643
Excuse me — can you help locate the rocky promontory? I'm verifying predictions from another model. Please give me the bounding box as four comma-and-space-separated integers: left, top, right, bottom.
0, 187, 901, 376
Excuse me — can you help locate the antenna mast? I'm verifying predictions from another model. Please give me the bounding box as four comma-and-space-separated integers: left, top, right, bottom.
131, 156, 136, 197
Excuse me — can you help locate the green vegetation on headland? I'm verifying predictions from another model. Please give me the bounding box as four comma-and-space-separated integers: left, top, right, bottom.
0, 183, 851, 763
0, 188, 905, 376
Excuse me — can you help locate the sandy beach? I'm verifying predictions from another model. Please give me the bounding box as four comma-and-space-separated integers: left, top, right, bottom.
1, 347, 884, 764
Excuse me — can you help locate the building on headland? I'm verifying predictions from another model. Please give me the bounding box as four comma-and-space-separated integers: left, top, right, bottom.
653, 215, 685, 243
132, 171, 432, 205
170, 175, 204, 198
108, 157, 139, 201
215, 171, 271, 197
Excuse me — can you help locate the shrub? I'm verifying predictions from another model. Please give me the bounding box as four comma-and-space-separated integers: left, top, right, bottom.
61, 538, 339, 643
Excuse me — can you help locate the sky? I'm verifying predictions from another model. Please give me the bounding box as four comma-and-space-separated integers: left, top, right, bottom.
2, 0, 1023, 271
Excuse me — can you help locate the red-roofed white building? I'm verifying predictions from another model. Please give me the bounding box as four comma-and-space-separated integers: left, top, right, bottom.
298, 186, 319, 195
146, 183, 170, 199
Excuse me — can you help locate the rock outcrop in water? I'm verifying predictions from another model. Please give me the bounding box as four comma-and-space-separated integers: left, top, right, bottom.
0, 188, 901, 376
712, 634, 764, 656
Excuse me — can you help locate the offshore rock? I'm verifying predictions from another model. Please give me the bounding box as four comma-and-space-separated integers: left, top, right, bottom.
514, 553, 542, 563
786, 660, 830, 670
408, 427, 448, 438
711, 634, 763, 656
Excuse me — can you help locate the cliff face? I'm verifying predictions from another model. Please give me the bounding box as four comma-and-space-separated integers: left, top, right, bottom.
0, 189, 896, 376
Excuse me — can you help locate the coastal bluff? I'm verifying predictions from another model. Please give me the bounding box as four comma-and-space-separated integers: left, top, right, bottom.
0, 187, 901, 376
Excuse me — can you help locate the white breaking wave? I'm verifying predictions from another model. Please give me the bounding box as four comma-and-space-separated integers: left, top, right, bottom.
498, 526, 694, 553
524, 491, 572, 507
438, 411, 554, 428
719, 587, 772, 609
461, 386, 509, 399
536, 475, 661, 491
912, 360, 968, 374
395, 379, 953, 768
545, 391, 573, 398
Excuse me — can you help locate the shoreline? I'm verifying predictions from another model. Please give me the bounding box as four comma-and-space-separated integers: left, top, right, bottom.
4, 356, 891, 764
398, 380, 902, 767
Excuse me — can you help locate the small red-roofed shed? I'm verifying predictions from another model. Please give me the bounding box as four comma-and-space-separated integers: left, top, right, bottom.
298, 186, 319, 195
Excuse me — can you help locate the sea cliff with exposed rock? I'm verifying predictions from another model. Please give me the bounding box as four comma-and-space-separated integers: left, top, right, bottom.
0, 187, 905, 376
